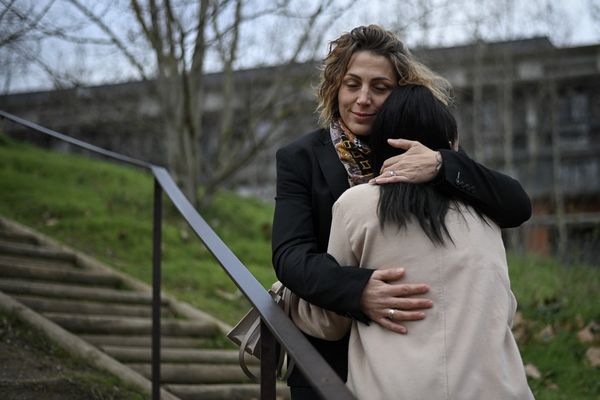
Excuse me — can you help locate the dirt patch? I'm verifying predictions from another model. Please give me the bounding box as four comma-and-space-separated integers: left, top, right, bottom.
0, 313, 147, 400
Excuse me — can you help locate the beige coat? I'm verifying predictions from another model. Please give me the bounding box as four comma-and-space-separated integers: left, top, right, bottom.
293, 183, 534, 400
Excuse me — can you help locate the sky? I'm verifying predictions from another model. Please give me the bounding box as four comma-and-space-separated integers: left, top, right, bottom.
2, 0, 599, 94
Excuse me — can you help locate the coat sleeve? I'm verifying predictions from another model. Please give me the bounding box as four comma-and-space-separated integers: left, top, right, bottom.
288, 193, 356, 340
290, 296, 352, 341
436, 149, 532, 228
272, 144, 373, 322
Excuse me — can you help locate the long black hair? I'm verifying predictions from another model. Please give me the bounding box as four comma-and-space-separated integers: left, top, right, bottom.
370, 84, 459, 245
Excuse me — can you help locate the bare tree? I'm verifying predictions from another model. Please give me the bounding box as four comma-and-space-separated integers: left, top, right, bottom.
0, 0, 122, 92
591, 0, 600, 33
0, 0, 57, 92
60, 0, 341, 206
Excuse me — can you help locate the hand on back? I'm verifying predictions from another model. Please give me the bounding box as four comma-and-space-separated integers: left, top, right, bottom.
360, 267, 433, 334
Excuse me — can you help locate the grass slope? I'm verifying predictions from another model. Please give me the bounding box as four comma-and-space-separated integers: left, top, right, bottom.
0, 311, 147, 400
0, 133, 598, 399
0, 133, 274, 325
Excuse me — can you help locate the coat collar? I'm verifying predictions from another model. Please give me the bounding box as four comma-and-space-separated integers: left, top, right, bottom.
315, 131, 349, 201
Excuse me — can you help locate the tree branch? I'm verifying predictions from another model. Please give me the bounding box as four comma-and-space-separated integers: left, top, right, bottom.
214, 0, 242, 162
0, 0, 55, 47
190, 0, 209, 75
66, 0, 148, 79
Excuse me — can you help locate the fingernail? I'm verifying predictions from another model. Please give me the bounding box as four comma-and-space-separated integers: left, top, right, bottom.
419, 312, 426, 318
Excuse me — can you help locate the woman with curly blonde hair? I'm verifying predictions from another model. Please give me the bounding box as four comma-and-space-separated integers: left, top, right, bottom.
272, 24, 531, 399
292, 84, 534, 400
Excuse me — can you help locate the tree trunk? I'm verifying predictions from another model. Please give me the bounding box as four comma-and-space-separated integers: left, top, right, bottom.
500, 53, 520, 251
548, 79, 567, 259
523, 87, 540, 253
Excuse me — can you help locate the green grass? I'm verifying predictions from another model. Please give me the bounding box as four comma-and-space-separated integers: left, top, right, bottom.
0, 311, 148, 399
0, 133, 276, 325
0, 133, 598, 399
508, 254, 600, 399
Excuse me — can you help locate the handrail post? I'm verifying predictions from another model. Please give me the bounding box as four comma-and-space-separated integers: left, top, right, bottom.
260, 320, 277, 400
152, 179, 163, 400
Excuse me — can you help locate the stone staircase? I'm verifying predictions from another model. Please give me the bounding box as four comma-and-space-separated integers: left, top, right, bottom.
0, 217, 290, 400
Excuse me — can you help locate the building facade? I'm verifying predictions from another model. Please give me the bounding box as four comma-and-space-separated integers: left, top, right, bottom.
1, 37, 599, 263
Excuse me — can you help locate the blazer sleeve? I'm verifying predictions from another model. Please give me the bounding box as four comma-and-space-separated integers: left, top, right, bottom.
272, 144, 373, 322
436, 149, 532, 228
286, 197, 361, 341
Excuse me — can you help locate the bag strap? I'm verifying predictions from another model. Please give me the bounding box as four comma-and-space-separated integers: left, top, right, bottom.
237, 284, 296, 382
277, 287, 295, 380
238, 316, 261, 382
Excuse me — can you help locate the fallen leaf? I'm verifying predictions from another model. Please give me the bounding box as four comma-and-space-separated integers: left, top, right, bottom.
585, 347, 600, 368
215, 288, 242, 301
179, 228, 190, 241
536, 324, 555, 342
511, 312, 532, 343
512, 311, 525, 327
577, 321, 600, 344
45, 218, 59, 227
524, 363, 542, 379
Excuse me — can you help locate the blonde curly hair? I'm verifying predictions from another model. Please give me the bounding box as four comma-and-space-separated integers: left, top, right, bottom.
316, 24, 452, 128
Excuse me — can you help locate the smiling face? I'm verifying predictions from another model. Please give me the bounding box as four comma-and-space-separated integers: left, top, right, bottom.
337, 50, 397, 137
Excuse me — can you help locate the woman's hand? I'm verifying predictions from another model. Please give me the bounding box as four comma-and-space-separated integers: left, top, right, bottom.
370, 139, 441, 184
360, 267, 433, 334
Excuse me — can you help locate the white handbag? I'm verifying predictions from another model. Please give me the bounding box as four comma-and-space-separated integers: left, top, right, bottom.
227, 281, 295, 381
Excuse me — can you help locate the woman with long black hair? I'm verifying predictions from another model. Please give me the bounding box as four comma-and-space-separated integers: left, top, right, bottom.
291, 84, 534, 400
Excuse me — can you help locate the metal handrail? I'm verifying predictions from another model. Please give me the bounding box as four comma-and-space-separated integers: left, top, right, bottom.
0, 110, 355, 400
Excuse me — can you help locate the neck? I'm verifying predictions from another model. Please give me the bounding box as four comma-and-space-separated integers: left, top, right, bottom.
338, 119, 371, 144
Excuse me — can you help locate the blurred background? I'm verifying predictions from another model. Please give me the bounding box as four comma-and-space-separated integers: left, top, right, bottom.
0, 1, 599, 398
1, 0, 599, 263
0, 0, 600, 262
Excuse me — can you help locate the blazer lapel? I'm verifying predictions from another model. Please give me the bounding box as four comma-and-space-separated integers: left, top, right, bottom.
315, 135, 349, 201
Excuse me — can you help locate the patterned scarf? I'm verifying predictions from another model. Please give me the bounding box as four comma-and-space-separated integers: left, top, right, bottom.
330, 120, 375, 186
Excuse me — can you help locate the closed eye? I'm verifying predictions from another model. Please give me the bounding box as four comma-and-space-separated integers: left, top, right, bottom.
373, 85, 392, 93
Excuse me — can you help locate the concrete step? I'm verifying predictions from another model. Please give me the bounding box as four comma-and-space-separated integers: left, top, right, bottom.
0, 254, 78, 270
0, 219, 273, 400
127, 363, 257, 384
13, 295, 173, 318
0, 230, 39, 245
0, 278, 168, 305
0, 240, 76, 264
80, 334, 209, 348
0, 262, 122, 287
44, 313, 218, 337
165, 383, 290, 400
102, 346, 257, 364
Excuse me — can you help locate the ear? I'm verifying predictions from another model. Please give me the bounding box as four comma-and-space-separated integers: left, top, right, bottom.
452, 137, 459, 151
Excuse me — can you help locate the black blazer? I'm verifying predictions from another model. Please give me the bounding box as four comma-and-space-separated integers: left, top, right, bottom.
271, 128, 531, 388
